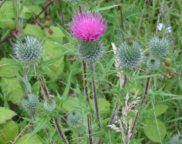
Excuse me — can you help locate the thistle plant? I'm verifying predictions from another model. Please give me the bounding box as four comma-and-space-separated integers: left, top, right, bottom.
22, 94, 39, 116
71, 11, 107, 63
147, 56, 161, 70
149, 36, 171, 58
43, 97, 56, 112
67, 111, 83, 128
78, 41, 104, 63
70, 11, 107, 143
13, 35, 42, 64
116, 42, 143, 69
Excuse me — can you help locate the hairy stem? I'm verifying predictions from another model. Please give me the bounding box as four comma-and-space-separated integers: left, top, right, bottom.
82, 62, 93, 144
53, 118, 69, 144
90, 63, 101, 128
37, 76, 51, 100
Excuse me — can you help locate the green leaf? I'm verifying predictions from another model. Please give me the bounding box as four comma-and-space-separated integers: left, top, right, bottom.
97, 98, 110, 117
0, 107, 16, 124
0, 0, 16, 29
0, 120, 19, 144
0, 1, 16, 18
23, 24, 45, 39
143, 119, 166, 143
44, 26, 65, 41
15, 134, 43, 144
0, 19, 15, 29
0, 78, 24, 105
0, 58, 19, 78
42, 40, 64, 81
20, 5, 42, 19
62, 97, 80, 111
150, 104, 168, 117
95, 4, 121, 12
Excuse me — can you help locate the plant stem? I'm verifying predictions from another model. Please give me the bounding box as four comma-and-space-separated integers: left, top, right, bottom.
38, 75, 69, 144
53, 118, 69, 144
37, 76, 50, 100
82, 62, 93, 144
90, 63, 101, 128
130, 76, 151, 139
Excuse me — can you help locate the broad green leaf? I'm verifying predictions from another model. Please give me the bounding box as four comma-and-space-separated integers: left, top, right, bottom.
0, 0, 16, 29
42, 40, 64, 81
0, 19, 15, 29
0, 58, 19, 78
0, 1, 16, 18
44, 26, 65, 41
143, 119, 166, 143
0, 120, 19, 144
1, 78, 24, 105
20, 5, 42, 19
0, 107, 16, 124
62, 97, 80, 111
16, 134, 43, 144
150, 104, 168, 117
23, 24, 45, 39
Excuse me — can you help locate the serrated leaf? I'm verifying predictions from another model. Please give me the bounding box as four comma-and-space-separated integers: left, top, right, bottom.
144, 119, 166, 143
0, 107, 16, 124
0, 58, 19, 78
15, 134, 43, 144
42, 40, 64, 81
0, 78, 24, 105
0, 120, 19, 144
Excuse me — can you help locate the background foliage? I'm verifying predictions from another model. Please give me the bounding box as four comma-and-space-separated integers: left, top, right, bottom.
0, 0, 181, 144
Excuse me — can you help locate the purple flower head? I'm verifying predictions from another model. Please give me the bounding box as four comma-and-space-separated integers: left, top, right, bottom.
71, 11, 107, 41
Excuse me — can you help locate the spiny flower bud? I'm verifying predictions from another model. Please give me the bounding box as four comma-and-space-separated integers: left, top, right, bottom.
147, 56, 160, 70
44, 98, 56, 112
67, 111, 83, 128
149, 36, 171, 58
78, 41, 104, 63
22, 94, 39, 115
117, 42, 143, 69
170, 134, 182, 144
13, 35, 42, 64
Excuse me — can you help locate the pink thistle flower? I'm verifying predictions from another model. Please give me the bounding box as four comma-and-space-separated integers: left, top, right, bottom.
71, 12, 107, 41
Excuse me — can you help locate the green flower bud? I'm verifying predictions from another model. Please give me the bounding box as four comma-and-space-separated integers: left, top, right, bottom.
13, 35, 42, 64
44, 98, 56, 112
22, 94, 39, 115
147, 56, 160, 70
117, 42, 143, 69
78, 41, 104, 63
149, 36, 171, 58
67, 111, 83, 128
